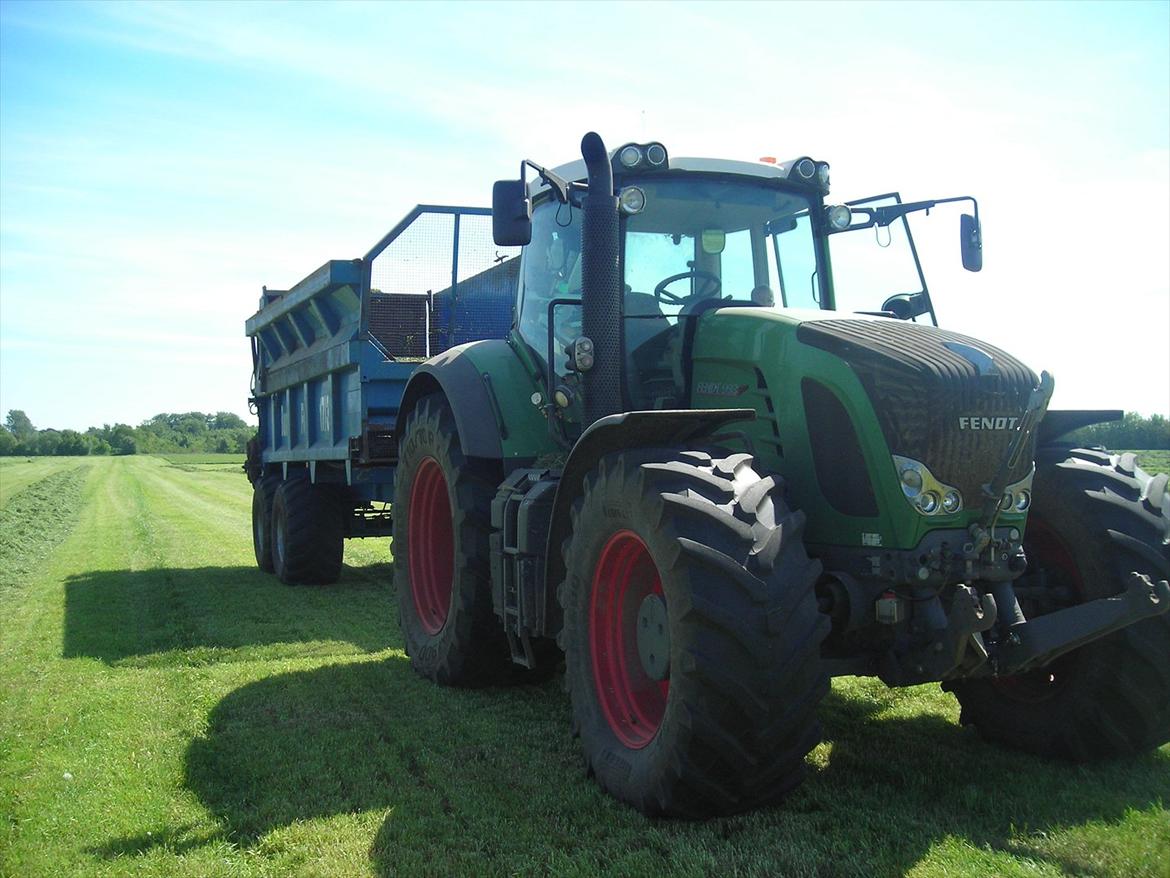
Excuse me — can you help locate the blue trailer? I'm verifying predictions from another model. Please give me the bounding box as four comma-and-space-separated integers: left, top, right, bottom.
244, 205, 519, 583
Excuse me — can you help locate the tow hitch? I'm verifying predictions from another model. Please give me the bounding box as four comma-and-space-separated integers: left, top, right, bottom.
991, 572, 1170, 675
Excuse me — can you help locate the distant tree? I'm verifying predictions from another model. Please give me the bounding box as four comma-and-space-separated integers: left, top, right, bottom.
5, 410, 35, 442
31, 429, 61, 456
212, 411, 247, 430
109, 424, 137, 455
0, 427, 16, 456
55, 430, 91, 456
176, 413, 208, 437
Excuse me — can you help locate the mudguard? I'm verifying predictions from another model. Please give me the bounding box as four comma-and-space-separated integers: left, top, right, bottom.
1037, 409, 1123, 446
543, 408, 756, 628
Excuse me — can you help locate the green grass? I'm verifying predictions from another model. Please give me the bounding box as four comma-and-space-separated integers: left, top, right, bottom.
0, 456, 93, 509
1, 455, 1167, 878
159, 453, 247, 468
1133, 450, 1170, 474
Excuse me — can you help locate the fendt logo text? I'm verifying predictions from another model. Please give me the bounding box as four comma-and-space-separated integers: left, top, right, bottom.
958, 416, 1020, 431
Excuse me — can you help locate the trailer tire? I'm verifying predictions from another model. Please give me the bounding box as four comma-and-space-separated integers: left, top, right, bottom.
947, 448, 1170, 760
393, 395, 511, 685
559, 448, 830, 816
251, 474, 281, 573
271, 475, 345, 585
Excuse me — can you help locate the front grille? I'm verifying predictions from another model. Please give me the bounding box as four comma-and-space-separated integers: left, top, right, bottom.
797, 319, 1038, 500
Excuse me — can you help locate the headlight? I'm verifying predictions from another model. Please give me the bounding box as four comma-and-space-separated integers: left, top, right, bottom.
900, 467, 923, 494
817, 163, 831, 188
645, 143, 667, 166
892, 455, 962, 517
998, 467, 1036, 517
826, 205, 852, 231
619, 186, 646, 215
795, 158, 816, 179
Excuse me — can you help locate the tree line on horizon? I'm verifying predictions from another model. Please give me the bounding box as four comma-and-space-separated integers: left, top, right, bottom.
0, 410, 255, 457
1, 408, 1167, 458
1062, 411, 1170, 452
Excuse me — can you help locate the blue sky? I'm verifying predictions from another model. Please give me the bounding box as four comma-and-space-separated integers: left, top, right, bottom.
1, 0, 1167, 430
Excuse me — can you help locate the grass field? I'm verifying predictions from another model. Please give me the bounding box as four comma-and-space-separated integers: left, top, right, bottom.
1, 454, 1167, 878
1132, 450, 1170, 475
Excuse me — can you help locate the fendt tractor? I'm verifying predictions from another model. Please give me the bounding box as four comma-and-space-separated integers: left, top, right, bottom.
245, 132, 1170, 816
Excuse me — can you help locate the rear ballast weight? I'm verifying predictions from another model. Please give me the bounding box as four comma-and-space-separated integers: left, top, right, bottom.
246, 131, 1170, 817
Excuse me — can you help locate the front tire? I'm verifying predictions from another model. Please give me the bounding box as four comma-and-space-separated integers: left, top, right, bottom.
947, 448, 1170, 760
560, 449, 830, 817
393, 396, 510, 685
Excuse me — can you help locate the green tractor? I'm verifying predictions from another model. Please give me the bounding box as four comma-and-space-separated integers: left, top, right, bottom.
391, 132, 1169, 816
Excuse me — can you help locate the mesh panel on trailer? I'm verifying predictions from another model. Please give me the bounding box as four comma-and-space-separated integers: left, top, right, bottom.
368, 212, 454, 358
368, 293, 428, 357
367, 209, 520, 358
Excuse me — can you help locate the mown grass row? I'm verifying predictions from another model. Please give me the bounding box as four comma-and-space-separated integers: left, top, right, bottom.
0, 455, 1166, 877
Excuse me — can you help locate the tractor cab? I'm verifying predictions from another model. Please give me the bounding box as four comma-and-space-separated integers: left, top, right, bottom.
502, 141, 979, 435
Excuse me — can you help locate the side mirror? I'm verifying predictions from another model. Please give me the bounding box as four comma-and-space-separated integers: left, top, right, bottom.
492, 180, 531, 246
881, 292, 929, 320
960, 213, 982, 272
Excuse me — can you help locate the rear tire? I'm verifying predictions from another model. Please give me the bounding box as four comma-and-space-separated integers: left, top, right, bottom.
271, 475, 345, 585
947, 448, 1170, 760
251, 474, 280, 573
393, 396, 511, 685
559, 449, 830, 816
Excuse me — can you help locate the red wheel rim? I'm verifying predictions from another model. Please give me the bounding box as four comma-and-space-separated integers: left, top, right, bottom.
994, 515, 1082, 701
408, 457, 454, 635
590, 530, 668, 749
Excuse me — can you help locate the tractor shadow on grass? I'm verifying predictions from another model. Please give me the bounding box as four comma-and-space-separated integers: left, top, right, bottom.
797, 688, 1170, 876
62, 562, 396, 665
178, 657, 576, 857
160, 656, 1167, 877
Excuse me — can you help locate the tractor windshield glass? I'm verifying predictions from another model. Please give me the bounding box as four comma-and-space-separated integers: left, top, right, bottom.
622, 178, 818, 313
828, 193, 927, 315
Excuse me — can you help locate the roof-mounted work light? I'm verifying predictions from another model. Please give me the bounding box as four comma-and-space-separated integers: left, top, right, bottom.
777, 156, 831, 195
612, 141, 670, 175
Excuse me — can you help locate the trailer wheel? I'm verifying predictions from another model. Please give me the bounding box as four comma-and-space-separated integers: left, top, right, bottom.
251, 474, 280, 573
271, 475, 345, 585
559, 449, 830, 816
393, 395, 510, 685
947, 448, 1170, 760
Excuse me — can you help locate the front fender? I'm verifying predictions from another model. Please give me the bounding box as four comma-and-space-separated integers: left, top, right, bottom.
1037, 409, 1123, 446
544, 408, 755, 631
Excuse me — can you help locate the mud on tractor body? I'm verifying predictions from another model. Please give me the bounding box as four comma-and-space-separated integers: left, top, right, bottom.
248, 132, 1169, 817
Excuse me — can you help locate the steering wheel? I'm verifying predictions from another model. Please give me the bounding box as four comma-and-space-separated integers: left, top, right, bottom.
653, 270, 721, 305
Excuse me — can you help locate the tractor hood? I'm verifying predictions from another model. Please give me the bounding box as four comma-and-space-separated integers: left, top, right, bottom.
794, 316, 1039, 503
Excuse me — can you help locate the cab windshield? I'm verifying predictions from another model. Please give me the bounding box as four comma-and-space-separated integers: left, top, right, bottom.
624, 177, 820, 312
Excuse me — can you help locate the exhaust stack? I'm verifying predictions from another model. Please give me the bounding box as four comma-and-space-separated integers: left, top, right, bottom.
579, 132, 623, 426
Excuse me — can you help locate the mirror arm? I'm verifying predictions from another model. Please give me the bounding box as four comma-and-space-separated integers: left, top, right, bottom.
522, 159, 576, 205
842, 195, 980, 232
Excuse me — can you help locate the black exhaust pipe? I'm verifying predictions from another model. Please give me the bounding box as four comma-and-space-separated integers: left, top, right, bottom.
579, 132, 622, 426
